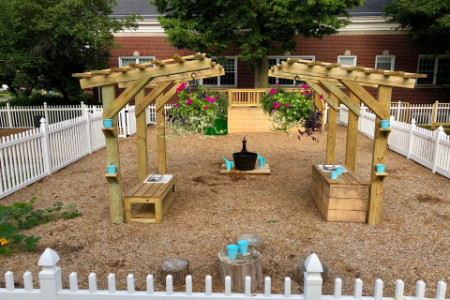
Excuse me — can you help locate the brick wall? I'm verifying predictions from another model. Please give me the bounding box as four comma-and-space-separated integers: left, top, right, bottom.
111, 35, 449, 104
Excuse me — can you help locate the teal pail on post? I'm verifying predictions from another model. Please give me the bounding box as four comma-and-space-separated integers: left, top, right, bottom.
335, 166, 344, 175
380, 120, 390, 129
107, 165, 117, 175
330, 170, 338, 180
376, 164, 386, 173
227, 244, 239, 259
104, 119, 113, 128
237, 240, 249, 254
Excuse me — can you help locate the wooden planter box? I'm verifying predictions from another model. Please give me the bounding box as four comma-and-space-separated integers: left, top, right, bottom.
311, 165, 369, 223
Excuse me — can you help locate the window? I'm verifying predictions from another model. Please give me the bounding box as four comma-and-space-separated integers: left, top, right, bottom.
417, 55, 450, 86
268, 56, 315, 86
375, 55, 395, 70
189, 57, 237, 87
338, 55, 357, 66
119, 56, 155, 67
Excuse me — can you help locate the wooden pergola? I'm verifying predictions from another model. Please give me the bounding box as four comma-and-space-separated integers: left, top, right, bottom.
269, 59, 426, 225
73, 54, 224, 224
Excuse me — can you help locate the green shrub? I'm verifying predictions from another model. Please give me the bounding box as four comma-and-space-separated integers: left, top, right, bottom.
0, 92, 94, 107
0, 195, 82, 255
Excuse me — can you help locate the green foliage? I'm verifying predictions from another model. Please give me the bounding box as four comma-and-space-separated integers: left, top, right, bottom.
260, 85, 322, 140
151, 0, 363, 85
167, 83, 228, 136
384, 0, 450, 53
0, 0, 139, 99
0, 195, 82, 254
0, 92, 94, 107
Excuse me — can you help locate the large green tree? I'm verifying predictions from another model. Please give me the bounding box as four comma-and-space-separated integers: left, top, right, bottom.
385, 0, 450, 54
0, 0, 139, 99
150, 0, 363, 88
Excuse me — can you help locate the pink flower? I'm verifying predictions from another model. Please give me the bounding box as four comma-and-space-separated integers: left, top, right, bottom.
319, 94, 324, 100
270, 88, 276, 95
216, 105, 219, 108
216, 94, 220, 99
301, 84, 309, 89
176, 82, 187, 93
206, 96, 215, 103
273, 102, 281, 108
186, 99, 193, 105
204, 105, 209, 109
275, 82, 279, 86
301, 92, 306, 96
284, 104, 290, 107
174, 104, 179, 108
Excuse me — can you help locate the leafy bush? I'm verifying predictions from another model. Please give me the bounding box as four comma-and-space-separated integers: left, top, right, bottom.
260, 84, 323, 140
0, 92, 94, 107
0, 196, 82, 255
167, 83, 228, 135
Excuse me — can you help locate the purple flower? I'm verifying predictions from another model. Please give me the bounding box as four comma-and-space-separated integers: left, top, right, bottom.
270, 88, 276, 95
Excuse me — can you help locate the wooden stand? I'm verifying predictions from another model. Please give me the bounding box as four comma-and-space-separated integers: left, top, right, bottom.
311, 165, 369, 222
218, 248, 263, 292
220, 164, 271, 175
124, 174, 177, 223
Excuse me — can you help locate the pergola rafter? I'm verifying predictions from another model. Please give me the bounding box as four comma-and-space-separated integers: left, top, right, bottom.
269, 59, 425, 225
73, 53, 223, 224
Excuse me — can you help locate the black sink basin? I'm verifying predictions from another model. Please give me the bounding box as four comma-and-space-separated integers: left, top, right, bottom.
233, 137, 257, 171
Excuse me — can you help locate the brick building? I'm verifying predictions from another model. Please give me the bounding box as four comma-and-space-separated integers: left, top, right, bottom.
109, 0, 449, 104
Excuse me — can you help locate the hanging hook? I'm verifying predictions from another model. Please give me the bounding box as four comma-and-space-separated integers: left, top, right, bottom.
294, 75, 301, 84
190, 71, 198, 87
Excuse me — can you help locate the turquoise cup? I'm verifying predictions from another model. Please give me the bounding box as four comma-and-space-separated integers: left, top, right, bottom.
335, 166, 344, 175
107, 165, 117, 175
380, 120, 390, 129
259, 157, 265, 167
376, 164, 386, 173
227, 244, 239, 259
237, 240, 249, 254
330, 170, 338, 180
104, 119, 113, 128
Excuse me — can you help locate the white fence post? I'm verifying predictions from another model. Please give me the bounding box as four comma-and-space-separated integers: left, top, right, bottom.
81, 101, 86, 116
40, 118, 52, 174
85, 107, 92, 154
6, 102, 13, 128
43, 102, 49, 123
431, 126, 445, 173
38, 248, 62, 300
407, 119, 416, 159
304, 253, 323, 300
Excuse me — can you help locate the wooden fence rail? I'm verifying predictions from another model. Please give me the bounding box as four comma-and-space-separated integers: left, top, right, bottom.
0, 249, 447, 300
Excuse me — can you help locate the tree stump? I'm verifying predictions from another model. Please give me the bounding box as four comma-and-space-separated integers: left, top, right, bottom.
162, 258, 189, 286
237, 234, 263, 251
218, 248, 263, 292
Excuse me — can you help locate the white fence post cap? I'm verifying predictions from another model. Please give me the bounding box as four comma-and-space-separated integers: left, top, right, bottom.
304, 253, 323, 272
38, 248, 60, 267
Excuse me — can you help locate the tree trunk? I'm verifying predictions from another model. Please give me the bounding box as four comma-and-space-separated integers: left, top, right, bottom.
253, 59, 269, 88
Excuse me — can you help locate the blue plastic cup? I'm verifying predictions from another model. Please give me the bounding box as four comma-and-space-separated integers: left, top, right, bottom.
107, 165, 117, 175
335, 166, 344, 175
227, 244, 239, 259
376, 164, 386, 173
380, 120, 390, 129
104, 119, 113, 128
259, 157, 265, 167
237, 240, 249, 254
330, 170, 338, 180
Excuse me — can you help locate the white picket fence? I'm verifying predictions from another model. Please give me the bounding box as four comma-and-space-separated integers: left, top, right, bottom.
338, 105, 450, 178
378, 101, 450, 125
0, 248, 447, 300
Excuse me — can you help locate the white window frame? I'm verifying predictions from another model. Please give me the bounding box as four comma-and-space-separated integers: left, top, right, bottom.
416, 55, 450, 86
269, 56, 315, 86
338, 55, 357, 66
200, 57, 237, 87
375, 55, 395, 71
118, 56, 155, 67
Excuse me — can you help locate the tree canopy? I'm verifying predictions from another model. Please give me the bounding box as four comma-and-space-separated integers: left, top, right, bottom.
384, 0, 450, 54
150, 0, 363, 87
0, 0, 139, 100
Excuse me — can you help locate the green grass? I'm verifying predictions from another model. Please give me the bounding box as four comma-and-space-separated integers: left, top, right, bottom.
0, 92, 11, 99
418, 125, 450, 135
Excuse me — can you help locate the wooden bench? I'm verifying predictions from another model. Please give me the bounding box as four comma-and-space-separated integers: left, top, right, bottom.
311, 165, 369, 223
124, 174, 177, 223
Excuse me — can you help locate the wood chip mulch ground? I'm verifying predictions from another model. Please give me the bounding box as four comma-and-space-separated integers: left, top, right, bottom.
0, 125, 448, 297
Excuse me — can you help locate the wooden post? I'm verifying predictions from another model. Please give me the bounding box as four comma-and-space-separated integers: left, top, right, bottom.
368, 85, 392, 225
102, 85, 123, 224
345, 93, 360, 171
326, 95, 338, 165
135, 90, 148, 181
156, 94, 166, 174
